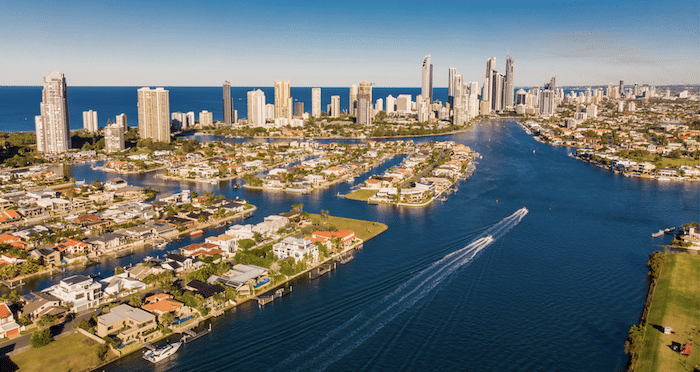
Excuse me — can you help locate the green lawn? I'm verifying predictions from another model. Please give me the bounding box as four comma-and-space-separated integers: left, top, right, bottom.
9, 333, 115, 372
636, 253, 700, 372
345, 189, 378, 201
307, 213, 387, 241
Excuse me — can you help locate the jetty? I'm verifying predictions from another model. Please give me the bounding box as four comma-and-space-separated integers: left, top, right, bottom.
310, 262, 337, 280
257, 287, 293, 306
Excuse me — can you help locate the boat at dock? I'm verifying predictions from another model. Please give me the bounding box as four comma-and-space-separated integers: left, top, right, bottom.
143, 338, 183, 363
153, 240, 169, 250
190, 230, 204, 237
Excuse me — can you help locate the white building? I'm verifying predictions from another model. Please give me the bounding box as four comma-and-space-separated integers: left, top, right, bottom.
43, 275, 103, 312
200, 110, 213, 127
35, 71, 71, 155
397, 95, 412, 114
83, 110, 98, 133
312, 88, 321, 118
330, 96, 341, 118
105, 122, 125, 153
247, 89, 266, 127
272, 236, 318, 262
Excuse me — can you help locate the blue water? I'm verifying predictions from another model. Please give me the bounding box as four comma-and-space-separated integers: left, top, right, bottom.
0, 85, 697, 371
0, 86, 448, 132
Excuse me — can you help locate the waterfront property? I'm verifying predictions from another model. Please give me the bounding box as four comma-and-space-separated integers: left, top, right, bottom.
96, 304, 158, 345
634, 253, 700, 371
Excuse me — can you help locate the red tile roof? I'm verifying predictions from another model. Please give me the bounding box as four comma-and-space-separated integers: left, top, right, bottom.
0, 303, 12, 319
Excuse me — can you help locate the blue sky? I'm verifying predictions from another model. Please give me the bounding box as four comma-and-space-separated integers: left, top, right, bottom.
1, 0, 697, 87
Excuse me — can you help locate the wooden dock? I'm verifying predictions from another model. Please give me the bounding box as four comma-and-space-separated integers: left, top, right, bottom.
309, 262, 336, 280
257, 287, 293, 306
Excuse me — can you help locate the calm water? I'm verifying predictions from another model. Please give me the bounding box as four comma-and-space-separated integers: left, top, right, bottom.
0, 86, 448, 132
84, 120, 694, 372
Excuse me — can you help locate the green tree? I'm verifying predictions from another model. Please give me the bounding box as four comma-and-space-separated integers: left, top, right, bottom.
129, 294, 142, 307
30, 329, 52, 348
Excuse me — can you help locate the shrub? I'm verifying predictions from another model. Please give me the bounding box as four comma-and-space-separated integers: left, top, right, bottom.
30, 329, 52, 348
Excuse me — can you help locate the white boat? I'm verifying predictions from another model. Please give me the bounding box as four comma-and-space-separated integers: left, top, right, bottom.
346, 177, 355, 183
143, 340, 183, 363
154, 241, 169, 250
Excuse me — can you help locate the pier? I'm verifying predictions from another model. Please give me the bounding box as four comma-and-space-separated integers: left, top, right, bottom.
309, 262, 337, 280
257, 287, 293, 306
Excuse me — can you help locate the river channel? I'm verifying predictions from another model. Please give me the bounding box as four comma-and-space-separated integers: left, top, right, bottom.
24, 119, 700, 371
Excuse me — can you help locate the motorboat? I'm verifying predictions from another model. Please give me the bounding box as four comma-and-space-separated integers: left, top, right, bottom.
143, 339, 183, 363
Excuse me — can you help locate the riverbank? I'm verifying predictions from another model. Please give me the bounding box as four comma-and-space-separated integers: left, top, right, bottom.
9, 213, 387, 372
629, 253, 700, 371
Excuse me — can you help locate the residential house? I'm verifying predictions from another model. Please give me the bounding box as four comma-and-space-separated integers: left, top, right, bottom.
43, 275, 103, 312
180, 243, 225, 259
204, 235, 238, 254
0, 210, 21, 224
53, 238, 91, 256
96, 304, 158, 344
19, 292, 64, 320
141, 293, 187, 321
208, 264, 269, 296
183, 280, 225, 308
99, 273, 147, 298
310, 230, 357, 248
272, 236, 319, 262
103, 178, 128, 191
161, 253, 196, 273
0, 303, 20, 339
0, 233, 26, 249
30, 247, 61, 267
85, 232, 126, 253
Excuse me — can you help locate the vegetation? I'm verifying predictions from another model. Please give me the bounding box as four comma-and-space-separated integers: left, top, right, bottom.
10, 333, 113, 372
631, 253, 700, 371
345, 189, 379, 201
306, 213, 387, 241
29, 329, 52, 348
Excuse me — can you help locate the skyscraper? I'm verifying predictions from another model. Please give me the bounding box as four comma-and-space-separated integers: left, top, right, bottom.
483, 57, 496, 106
448, 67, 457, 107
116, 113, 128, 133
247, 89, 266, 127
137, 87, 170, 143
223, 81, 233, 126
330, 96, 340, 118
311, 88, 321, 118
349, 84, 358, 117
104, 123, 124, 153
294, 102, 304, 117
357, 94, 372, 126
359, 81, 372, 104
274, 80, 291, 120
504, 56, 515, 110
35, 71, 71, 155
199, 110, 213, 127
421, 55, 433, 102
83, 110, 98, 133
492, 73, 504, 112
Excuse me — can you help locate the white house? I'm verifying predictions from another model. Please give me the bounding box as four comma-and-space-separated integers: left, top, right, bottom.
43, 275, 104, 312
272, 237, 318, 262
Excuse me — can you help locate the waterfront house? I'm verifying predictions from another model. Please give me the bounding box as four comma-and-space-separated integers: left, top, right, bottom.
96, 304, 158, 344
43, 275, 103, 312
18, 292, 64, 320
29, 247, 61, 267
273, 236, 319, 263
141, 293, 186, 321
310, 230, 357, 248
225, 224, 255, 240
162, 253, 195, 273
180, 242, 225, 259
184, 280, 225, 308
204, 235, 238, 254
99, 273, 147, 298
53, 238, 92, 255
103, 178, 128, 191
208, 264, 269, 296
86, 232, 127, 253
0, 303, 20, 339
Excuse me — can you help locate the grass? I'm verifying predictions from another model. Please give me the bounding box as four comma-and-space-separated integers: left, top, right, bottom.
345, 189, 378, 201
8, 333, 115, 372
307, 213, 387, 242
636, 253, 700, 372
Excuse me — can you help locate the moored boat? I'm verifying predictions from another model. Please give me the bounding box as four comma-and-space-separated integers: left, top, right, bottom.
143, 339, 183, 363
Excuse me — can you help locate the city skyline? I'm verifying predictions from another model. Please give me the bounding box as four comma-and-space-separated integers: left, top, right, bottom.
1, 1, 697, 87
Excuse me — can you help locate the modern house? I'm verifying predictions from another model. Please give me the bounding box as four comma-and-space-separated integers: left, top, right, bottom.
0, 302, 20, 339
43, 275, 103, 312
96, 304, 157, 345
272, 236, 319, 262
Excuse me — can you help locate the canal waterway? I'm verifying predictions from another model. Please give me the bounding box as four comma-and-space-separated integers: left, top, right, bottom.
15, 119, 700, 371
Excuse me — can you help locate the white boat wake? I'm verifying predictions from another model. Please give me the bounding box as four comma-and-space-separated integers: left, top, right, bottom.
273, 207, 529, 372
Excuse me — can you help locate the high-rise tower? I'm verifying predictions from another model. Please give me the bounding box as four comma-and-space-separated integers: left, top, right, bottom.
35, 71, 71, 155
312, 88, 321, 118
448, 67, 457, 107
349, 84, 358, 117
247, 89, 266, 127
223, 81, 232, 126
82, 110, 98, 133
504, 56, 515, 110
137, 87, 170, 143
274, 80, 291, 120
421, 55, 433, 102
